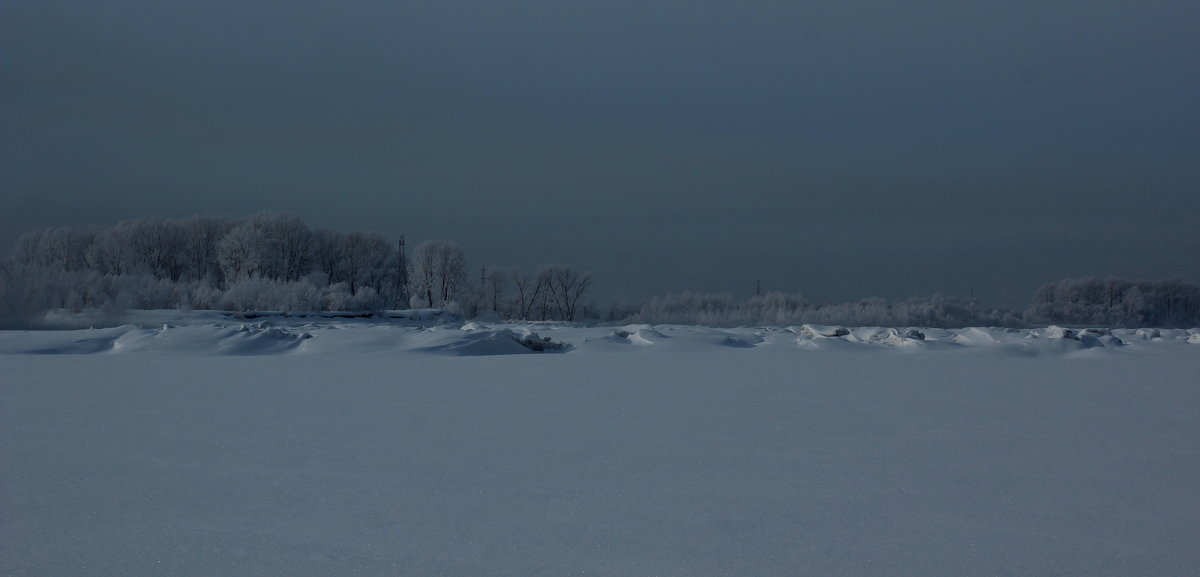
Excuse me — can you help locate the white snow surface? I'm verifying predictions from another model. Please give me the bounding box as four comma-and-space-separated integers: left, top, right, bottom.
2, 311, 1199, 576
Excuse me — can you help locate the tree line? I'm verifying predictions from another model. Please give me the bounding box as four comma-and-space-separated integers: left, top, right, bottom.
613, 278, 1200, 328
615, 278, 1200, 328
615, 292, 1025, 328
0, 214, 593, 323
3, 215, 1198, 328
1024, 277, 1200, 328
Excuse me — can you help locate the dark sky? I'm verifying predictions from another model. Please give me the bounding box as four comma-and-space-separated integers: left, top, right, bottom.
3, 0, 1199, 307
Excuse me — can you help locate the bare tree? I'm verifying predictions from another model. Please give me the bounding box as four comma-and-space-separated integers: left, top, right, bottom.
125, 217, 183, 280
178, 216, 233, 283
512, 267, 544, 320
480, 266, 509, 314
538, 264, 592, 321
411, 241, 438, 307
410, 240, 467, 308
340, 232, 394, 296
311, 229, 346, 285
85, 224, 133, 276
252, 213, 313, 282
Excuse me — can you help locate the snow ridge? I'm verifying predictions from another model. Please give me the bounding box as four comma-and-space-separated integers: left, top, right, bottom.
4, 311, 1197, 357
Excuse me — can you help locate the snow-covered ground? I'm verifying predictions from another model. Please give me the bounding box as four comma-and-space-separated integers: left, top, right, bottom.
3, 312, 1199, 576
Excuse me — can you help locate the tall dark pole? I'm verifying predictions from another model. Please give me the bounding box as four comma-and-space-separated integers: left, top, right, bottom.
396, 236, 409, 309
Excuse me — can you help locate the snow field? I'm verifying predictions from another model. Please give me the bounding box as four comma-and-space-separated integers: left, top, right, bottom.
2, 315, 1199, 576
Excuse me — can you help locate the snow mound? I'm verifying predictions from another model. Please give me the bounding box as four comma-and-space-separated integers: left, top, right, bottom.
794, 324, 850, 338
121, 322, 312, 355
1039, 325, 1080, 340
216, 324, 313, 355
952, 327, 1000, 346
985, 325, 1123, 355
863, 327, 925, 347
510, 328, 571, 352
1133, 328, 1161, 340
718, 333, 761, 348
20, 325, 136, 354
15, 323, 313, 355
1023, 326, 1122, 350
1080, 327, 1125, 347
605, 325, 669, 345
1188, 332, 1200, 344
419, 328, 570, 356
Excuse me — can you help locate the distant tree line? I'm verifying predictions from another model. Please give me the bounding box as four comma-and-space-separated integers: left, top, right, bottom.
614, 278, 1200, 328
0, 214, 593, 324
3, 216, 1198, 328
1024, 277, 1200, 328
617, 292, 1024, 328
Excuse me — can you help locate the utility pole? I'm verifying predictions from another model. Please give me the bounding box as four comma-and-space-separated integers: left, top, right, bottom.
756, 279, 761, 297
396, 236, 409, 309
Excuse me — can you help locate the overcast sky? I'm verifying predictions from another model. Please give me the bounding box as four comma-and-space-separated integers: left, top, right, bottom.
3, 0, 1198, 307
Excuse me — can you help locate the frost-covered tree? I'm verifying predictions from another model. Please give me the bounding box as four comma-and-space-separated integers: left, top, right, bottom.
410, 240, 466, 308
339, 232, 394, 297
85, 224, 132, 276
9, 227, 97, 272
123, 217, 185, 280
217, 222, 270, 284
0, 215, 605, 321
251, 213, 313, 282
2, 215, 416, 319
177, 216, 233, 284
1026, 277, 1200, 327
215, 214, 316, 284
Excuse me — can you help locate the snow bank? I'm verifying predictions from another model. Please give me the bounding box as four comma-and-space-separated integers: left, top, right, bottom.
5, 313, 1183, 357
